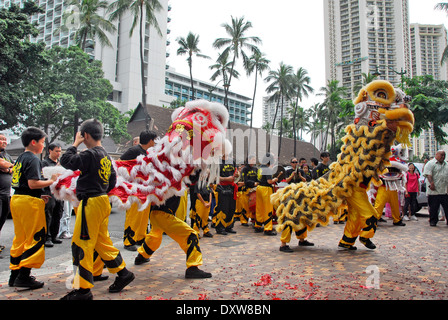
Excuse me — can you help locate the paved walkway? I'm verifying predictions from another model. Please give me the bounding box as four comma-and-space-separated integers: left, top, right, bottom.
0, 211, 447, 301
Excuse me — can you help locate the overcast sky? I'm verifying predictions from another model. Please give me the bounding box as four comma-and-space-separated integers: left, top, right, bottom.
166, 0, 448, 130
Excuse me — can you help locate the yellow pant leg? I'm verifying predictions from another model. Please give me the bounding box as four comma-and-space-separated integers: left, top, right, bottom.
9, 195, 46, 271
280, 225, 307, 244
388, 190, 401, 224
235, 191, 243, 219
373, 186, 388, 220
280, 225, 292, 243
255, 186, 273, 231
93, 251, 104, 277
340, 187, 377, 246
138, 210, 203, 268
71, 195, 125, 289
239, 191, 250, 224
123, 203, 150, 246
195, 199, 210, 234
175, 190, 188, 222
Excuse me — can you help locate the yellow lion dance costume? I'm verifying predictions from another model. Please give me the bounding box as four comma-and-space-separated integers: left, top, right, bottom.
271, 80, 414, 250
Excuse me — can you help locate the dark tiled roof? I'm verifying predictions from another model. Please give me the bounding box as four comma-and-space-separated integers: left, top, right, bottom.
128, 103, 320, 166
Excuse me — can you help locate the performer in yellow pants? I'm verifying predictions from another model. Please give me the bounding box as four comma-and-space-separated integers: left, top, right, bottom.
338, 186, 378, 250
175, 189, 188, 222
123, 203, 150, 249
9, 195, 46, 272
372, 185, 404, 225
191, 183, 213, 238
235, 189, 251, 225
120, 130, 156, 250
71, 195, 127, 290
255, 158, 278, 236
136, 195, 212, 278
255, 185, 275, 234
279, 225, 314, 252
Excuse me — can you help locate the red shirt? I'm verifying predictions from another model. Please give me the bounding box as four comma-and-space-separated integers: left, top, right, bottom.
406, 172, 419, 193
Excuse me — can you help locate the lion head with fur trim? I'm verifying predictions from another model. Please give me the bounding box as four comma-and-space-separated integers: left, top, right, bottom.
353, 80, 414, 146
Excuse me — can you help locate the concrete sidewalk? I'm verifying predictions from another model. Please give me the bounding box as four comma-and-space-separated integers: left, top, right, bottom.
1, 208, 447, 300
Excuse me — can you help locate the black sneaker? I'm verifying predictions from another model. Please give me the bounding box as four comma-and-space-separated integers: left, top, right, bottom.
108, 271, 135, 293
134, 253, 150, 265
264, 230, 277, 236
203, 231, 214, 238
44, 239, 54, 248
8, 270, 19, 287
225, 228, 237, 234
299, 240, 314, 246
13, 276, 44, 290
216, 228, 227, 235
338, 243, 357, 250
61, 289, 93, 300
52, 238, 63, 244
124, 244, 138, 252
393, 220, 406, 226
185, 266, 212, 279
93, 274, 109, 282
279, 245, 293, 253
360, 237, 376, 250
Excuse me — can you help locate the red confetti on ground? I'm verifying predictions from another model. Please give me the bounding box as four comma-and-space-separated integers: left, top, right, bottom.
253, 274, 272, 287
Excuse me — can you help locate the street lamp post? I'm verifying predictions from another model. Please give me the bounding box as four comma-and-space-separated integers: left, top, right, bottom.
373, 65, 407, 89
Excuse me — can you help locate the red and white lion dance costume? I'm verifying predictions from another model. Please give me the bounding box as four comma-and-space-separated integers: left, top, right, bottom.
46, 100, 232, 209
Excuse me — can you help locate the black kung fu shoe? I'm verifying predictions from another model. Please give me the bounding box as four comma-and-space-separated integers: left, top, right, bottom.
60, 289, 93, 300
338, 242, 357, 251
108, 270, 135, 293
134, 253, 150, 265
279, 245, 294, 253
360, 237, 377, 250
298, 240, 314, 246
13, 268, 44, 290
185, 266, 212, 279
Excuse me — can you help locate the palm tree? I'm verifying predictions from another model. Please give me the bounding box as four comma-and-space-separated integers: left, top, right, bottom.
353, 72, 378, 96
305, 103, 325, 155
213, 16, 261, 110
318, 80, 348, 159
209, 52, 240, 91
244, 51, 270, 158
61, 0, 117, 51
435, 3, 448, 65
108, 0, 163, 130
176, 32, 210, 100
265, 62, 294, 156
291, 67, 313, 156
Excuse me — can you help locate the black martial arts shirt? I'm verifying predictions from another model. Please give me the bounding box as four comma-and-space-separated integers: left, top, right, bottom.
61, 146, 117, 197
12, 151, 43, 198
241, 165, 258, 190
120, 145, 147, 161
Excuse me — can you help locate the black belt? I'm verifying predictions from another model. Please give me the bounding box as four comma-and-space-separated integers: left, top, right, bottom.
13, 189, 42, 199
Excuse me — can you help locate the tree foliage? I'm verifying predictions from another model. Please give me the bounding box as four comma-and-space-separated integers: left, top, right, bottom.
0, 1, 46, 129
22, 46, 129, 144
405, 75, 448, 144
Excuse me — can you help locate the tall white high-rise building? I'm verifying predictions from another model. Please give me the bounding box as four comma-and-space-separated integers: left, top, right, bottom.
409, 23, 448, 158
1, 0, 171, 114
262, 97, 293, 134
410, 23, 448, 81
324, 0, 411, 97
